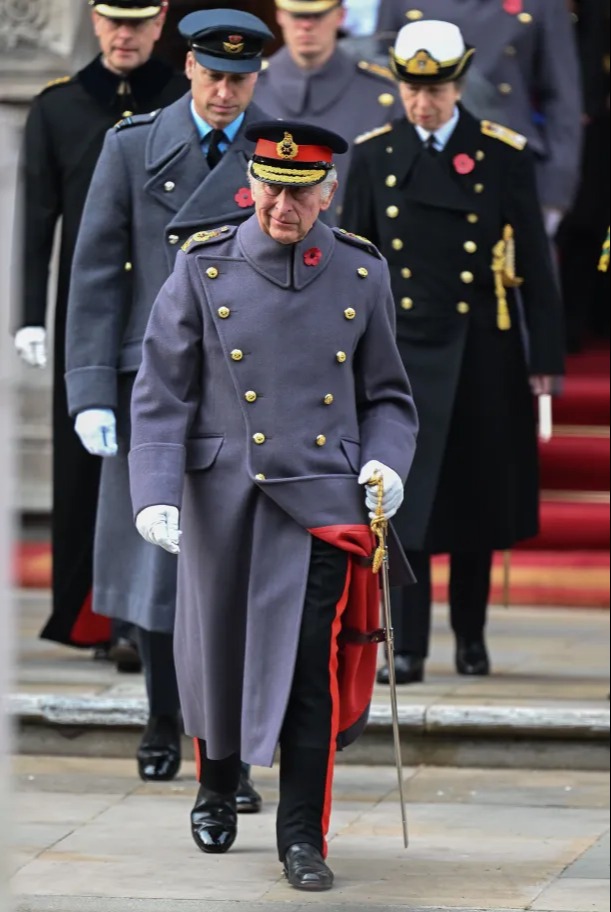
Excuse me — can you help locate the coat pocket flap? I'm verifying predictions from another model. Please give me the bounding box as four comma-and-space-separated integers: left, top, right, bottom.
340, 438, 361, 473
185, 435, 224, 472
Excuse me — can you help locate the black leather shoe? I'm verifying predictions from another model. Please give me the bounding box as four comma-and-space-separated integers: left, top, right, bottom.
377, 654, 425, 685
137, 715, 181, 782
191, 786, 237, 854
236, 765, 262, 814
455, 638, 490, 676
283, 843, 334, 892
111, 637, 142, 674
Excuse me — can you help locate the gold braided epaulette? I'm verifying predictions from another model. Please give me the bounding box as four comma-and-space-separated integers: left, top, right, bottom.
334, 228, 382, 259
355, 123, 393, 145
41, 75, 71, 94
181, 226, 234, 253
481, 120, 527, 150
358, 60, 395, 82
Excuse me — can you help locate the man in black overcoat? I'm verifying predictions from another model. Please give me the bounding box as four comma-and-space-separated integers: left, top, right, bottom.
342, 18, 565, 684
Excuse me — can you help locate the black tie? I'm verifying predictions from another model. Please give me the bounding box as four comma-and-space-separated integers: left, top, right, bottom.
206, 129, 228, 169
424, 135, 439, 156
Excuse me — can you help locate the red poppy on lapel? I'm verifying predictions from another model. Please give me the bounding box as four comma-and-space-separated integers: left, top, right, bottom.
234, 187, 254, 208
503, 0, 523, 14
304, 247, 322, 267
453, 153, 476, 175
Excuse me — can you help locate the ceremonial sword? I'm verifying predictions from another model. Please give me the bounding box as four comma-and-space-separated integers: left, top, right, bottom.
370, 473, 409, 849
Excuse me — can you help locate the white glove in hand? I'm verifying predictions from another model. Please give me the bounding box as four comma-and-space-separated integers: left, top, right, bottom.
136, 505, 181, 555
358, 460, 404, 520
15, 327, 47, 368
75, 409, 118, 457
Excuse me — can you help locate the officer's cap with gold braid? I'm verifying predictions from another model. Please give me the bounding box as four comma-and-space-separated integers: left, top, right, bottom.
179, 9, 273, 74
88, 0, 163, 20
275, 0, 343, 16
390, 19, 474, 85
246, 120, 348, 188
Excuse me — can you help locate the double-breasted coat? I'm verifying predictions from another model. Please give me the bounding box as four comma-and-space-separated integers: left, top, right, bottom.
129, 216, 418, 766
65, 94, 267, 633
342, 107, 565, 553
375, 0, 583, 211
19, 56, 188, 647
253, 47, 403, 224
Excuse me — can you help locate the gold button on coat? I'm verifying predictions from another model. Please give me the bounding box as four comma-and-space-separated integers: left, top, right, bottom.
498, 83, 512, 95
245, 391, 257, 403
336, 351, 347, 363
357, 267, 369, 277
255, 474, 266, 481
316, 435, 327, 447
505, 44, 517, 56
378, 93, 395, 107
386, 205, 399, 218
124, 262, 133, 272
391, 238, 404, 250
122, 110, 134, 118
406, 9, 423, 19
218, 307, 230, 319
475, 150, 485, 161
164, 181, 175, 192
464, 241, 477, 253
386, 174, 397, 188
457, 302, 470, 314
231, 350, 244, 362
474, 183, 484, 193
323, 394, 334, 406
461, 271, 475, 284
253, 433, 266, 445
518, 12, 533, 23
467, 213, 479, 224
401, 267, 412, 279
168, 235, 179, 245
206, 267, 219, 279
344, 308, 356, 320
401, 298, 414, 310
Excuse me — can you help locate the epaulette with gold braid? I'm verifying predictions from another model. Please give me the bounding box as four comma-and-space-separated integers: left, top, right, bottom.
334, 228, 382, 259
357, 60, 395, 82
355, 123, 393, 145
481, 120, 527, 151
181, 225, 235, 253
40, 75, 71, 94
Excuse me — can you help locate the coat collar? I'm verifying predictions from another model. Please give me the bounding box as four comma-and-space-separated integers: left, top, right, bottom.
237, 215, 336, 290
77, 54, 176, 110
264, 47, 354, 116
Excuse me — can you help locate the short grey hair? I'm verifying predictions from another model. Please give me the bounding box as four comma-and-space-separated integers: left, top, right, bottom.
247, 162, 338, 201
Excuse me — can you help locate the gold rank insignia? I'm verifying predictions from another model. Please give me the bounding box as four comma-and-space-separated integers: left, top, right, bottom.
358, 60, 395, 82
181, 226, 230, 253
355, 123, 393, 145
481, 120, 527, 150
406, 50, 440, 76
276, 132, 299, 160
41, 75, 70, 93
334, 228, 382, 259
223, 34, 245, 54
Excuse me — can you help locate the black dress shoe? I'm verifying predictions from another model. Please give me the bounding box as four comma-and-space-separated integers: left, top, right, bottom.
236, 764, 262, 814
377, 653, 425, 685
455, 638, 490, 676
111, 637, 143, 674
191, 786, 237, 854
137, 715, 181, 782
283, 843, 334, 892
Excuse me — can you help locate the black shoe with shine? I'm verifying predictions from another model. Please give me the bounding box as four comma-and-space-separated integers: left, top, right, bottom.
191, 786, 237, 854
455, 637, 490, 676
377, 653, 425, 686
111, 637, 142, 674
236, 764, 262, 814
283, 843, 334, 892
137, 714, 181, 782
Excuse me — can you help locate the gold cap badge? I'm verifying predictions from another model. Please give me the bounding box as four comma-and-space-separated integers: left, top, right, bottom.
223, 34, 245, 54
276, 132, 299, 160
406, 49, 440, 76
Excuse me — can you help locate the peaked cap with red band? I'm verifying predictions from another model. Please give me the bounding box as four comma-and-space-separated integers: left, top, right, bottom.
246, 120, 348, 187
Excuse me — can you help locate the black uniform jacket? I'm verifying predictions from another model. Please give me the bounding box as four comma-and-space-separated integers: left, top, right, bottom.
19, 55, 188, 647
342, 107, 565, 552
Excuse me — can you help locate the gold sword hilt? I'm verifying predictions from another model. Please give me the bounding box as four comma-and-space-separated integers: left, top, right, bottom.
368, 471, 388, 575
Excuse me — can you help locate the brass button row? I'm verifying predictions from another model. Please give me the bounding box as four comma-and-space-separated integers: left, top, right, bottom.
401, 267, 412, 279
253, 433, 328, 447
234, 349, 348, 366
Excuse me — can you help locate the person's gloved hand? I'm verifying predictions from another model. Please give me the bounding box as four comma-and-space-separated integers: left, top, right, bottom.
136, 505, 181, 554
74, 409, 118, 457
15, 327, 47, 368
358, 460, 404, 520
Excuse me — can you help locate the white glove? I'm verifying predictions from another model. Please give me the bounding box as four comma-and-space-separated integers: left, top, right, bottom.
358, 460, 404, 520
74, 409, 118, 457
136, 505, 181, 554
15, 327, 47, 368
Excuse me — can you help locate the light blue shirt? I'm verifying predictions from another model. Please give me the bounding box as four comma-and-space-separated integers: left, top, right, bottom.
190, 101, 245, 156
415, 106, 460, 151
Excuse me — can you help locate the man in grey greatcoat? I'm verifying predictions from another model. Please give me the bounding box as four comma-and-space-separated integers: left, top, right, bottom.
65, 8, 272, 806
129, 121, 418, 890
375, 0, 583, 235
253, 0, 403, 225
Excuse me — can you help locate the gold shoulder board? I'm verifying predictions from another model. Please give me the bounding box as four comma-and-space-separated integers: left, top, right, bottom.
481, 120, 527, 151
358, 60, 395, 82
355, 123, 393, 145
334, 228, 382, 259
41, 75, 71, 93
181, 226, 232, 253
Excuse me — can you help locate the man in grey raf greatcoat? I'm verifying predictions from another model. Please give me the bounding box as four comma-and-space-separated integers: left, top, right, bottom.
253, 0, 403, 224
375, 0, 583, 235
129, 121, 418, 890
65, 8, 272, 806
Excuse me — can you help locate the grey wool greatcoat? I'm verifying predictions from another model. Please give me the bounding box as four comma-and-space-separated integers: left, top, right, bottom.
376, 0, 583, 211
129, 216, 419, 766
65, 94, 267, 633
342, 107, 565, 554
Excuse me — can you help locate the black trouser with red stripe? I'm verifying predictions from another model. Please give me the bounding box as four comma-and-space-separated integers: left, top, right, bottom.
196, 537, 349, 861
